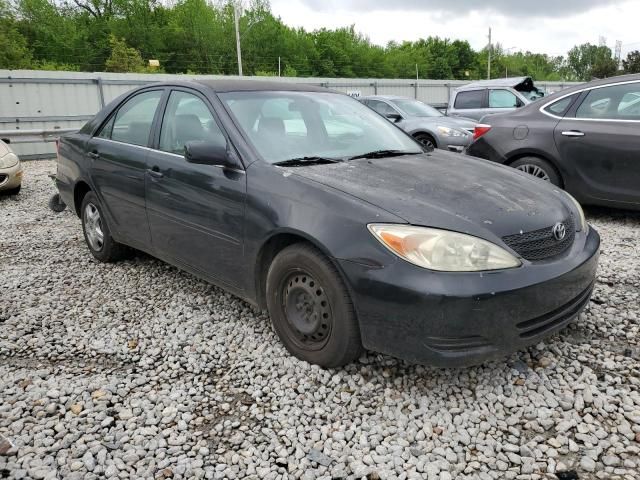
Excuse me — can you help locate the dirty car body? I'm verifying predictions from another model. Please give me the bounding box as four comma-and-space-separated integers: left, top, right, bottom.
0, 139, 23, 194
56, 80, 599, 367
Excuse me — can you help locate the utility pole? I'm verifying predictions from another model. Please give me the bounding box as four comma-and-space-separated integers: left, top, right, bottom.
487, 27, 492, 80
278, 56, 281, 77
416, 63, 419, 80
234, 2, 242, 76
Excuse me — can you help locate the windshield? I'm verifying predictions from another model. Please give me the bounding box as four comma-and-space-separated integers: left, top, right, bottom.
219, 91, 421, 164
390, 98, 443, 117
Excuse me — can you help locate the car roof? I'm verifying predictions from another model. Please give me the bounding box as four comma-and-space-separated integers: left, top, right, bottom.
537, 73, 640, 103
461, 76, 531, 89
192, 79, 331, 93
361, 95, 410, 101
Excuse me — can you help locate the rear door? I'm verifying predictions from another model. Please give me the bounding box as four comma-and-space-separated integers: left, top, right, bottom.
554, 80, 640, 205
144, 88, 247, 288
87, 89, 164, 248
449, 89, 487, 121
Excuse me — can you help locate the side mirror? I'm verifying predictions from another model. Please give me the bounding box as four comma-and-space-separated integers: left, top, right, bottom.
386, 113, 402, 123
184, 141, 234, 168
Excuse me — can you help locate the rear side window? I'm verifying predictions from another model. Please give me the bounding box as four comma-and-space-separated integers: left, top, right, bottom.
367, 100, 398, 117
454, 90, 485, 109
489, 89, 518, 108
543, 94, 578, 116
108, 91, 162, 146
576, 82, 640, 120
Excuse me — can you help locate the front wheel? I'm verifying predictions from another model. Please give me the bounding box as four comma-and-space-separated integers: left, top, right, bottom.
81, 191, 128, 262
266, 244, 362, 367
414, 133, 436, 151
511, 157, 561, 186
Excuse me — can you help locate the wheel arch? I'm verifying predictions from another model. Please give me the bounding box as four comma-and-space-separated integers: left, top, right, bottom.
504, 150, 565, 188
411, 130, 438, 148
253, 229, 347, 311
73, 180, 92, 217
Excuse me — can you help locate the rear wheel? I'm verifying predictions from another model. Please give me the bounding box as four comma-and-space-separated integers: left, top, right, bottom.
266, 243, 362, 367
81, 191, 128, 262
414, 133, 436, 151
511, 157, 561, 186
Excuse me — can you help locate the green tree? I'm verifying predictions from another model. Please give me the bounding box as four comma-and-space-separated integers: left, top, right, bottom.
566, 43, 618, 81
622, 50, 640, 74
104, 35, 145, 72
0, 0, 33, 68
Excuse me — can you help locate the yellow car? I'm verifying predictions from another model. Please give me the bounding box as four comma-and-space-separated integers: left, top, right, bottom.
0, 139, 22, 195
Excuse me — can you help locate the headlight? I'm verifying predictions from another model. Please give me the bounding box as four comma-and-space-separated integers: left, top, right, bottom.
368, 224, 521, 272
0, 152, 19, 169
436, 126, 466, 138
565, 192, 588, 233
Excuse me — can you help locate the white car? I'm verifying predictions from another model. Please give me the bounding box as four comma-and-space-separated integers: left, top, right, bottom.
0, 139, 22, 195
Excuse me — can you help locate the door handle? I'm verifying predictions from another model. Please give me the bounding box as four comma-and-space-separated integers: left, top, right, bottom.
88, 151, 100, 159
147, 167, 164, 179
561, 130, 585, 137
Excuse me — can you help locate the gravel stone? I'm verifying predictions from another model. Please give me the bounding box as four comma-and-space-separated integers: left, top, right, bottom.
1, 160, 640, 479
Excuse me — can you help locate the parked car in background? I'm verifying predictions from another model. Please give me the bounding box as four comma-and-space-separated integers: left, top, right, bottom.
0, 139, 22, 195
56, 80, 599, 368
361, 95, 476, 151
466, 74, 640, 210
448, 76, 546, 121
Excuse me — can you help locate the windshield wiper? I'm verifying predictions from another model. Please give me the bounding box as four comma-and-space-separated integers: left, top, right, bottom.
348, 149, 421, 160
272, 156, 343, 167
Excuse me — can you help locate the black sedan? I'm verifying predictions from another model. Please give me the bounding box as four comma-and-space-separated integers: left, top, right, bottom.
467, 74, 640, 210
56, 80, 599, 368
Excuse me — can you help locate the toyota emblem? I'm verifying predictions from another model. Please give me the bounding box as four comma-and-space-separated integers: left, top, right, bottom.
552, 222, 566, 241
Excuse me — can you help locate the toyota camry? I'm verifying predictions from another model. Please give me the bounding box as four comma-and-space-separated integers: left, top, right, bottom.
55, 80, 600, 368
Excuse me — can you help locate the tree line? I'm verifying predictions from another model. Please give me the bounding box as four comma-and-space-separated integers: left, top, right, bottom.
1, 0, 639, 80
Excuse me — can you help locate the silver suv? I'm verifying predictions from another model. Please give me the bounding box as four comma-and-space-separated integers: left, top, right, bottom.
447, 77, 545, 121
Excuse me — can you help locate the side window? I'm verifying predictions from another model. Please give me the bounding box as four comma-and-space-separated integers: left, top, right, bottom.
454, 90, 485, 109
543, 94, 579, 116
159, 91, 226, 155
368, 100, 397, 116
97, 116, 115, 139
489, 89, 518, 108
110, 91, 162, 146
576, 82, 640, 120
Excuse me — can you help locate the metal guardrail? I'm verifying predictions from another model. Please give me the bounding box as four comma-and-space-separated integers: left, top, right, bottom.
0, 128, 77, 144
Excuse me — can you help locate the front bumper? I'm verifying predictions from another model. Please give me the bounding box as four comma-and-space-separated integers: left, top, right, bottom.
439, 134, 472, 153
339, 227, 600, 367
0, 162, 23, 191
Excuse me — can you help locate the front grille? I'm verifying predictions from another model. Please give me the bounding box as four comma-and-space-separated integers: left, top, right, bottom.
502, 216, 575, 261
516, 284, 593, 339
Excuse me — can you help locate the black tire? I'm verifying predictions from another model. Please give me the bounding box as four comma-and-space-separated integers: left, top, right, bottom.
511, 157, 561, 186
266, 243, 362, 367
48, 193, 67, 213
414, 132, 437, 151
80, 191, 128, 262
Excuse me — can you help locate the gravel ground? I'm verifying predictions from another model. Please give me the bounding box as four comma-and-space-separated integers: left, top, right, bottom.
1, 160, 639, 480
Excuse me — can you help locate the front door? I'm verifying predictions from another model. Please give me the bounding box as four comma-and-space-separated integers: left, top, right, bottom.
145, 89, 247, 288
88, 89, 164, 248
554, 80, 640, 205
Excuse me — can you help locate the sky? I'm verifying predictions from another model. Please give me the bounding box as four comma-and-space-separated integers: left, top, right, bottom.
269, 0, 640, 58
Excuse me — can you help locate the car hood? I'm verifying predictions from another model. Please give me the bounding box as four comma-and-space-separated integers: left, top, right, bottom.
407, 115, 476, 131
0, 141, 11, 157
285, 151, 572, 242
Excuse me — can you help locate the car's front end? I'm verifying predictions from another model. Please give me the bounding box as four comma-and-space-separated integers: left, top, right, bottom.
291, 152, 599, 367
340, 219, 598, 367
0, 141, 23, 194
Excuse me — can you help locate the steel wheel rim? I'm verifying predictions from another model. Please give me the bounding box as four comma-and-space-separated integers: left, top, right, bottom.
84, 203, 104, 251
281, 270, 332, 351
516, 164, 551, 181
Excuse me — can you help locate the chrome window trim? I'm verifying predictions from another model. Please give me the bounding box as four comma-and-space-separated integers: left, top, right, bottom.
539, 79, 640, 123
93, 137, 246, 174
